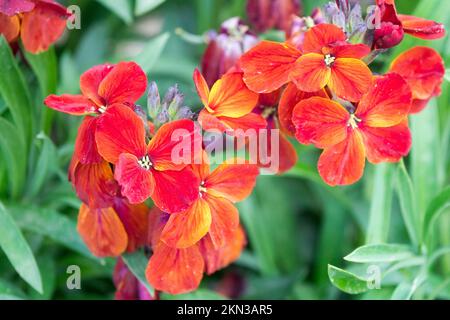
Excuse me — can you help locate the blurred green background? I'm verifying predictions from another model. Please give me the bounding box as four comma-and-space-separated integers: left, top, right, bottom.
0, 0, 449, 300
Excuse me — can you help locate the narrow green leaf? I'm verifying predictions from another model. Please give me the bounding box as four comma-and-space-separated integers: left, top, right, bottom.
328, 265, 369, 294
0, 202, 42, 293
134, 32, 170, 74
391, 282, 413, 300
395, 160, 420, 246
344, 244, 414, 263
445, 69, 450, 82
122, 250, 154, 296
135, 0, 165, 16
366, 163, 394, 244
96, 0, 133, 24
161, 289, 227, 300
423, 186, 450, 240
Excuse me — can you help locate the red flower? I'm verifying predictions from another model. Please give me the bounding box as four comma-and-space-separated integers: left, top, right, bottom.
389, 46, 445, 113
292, 73, 412, 186
0, 0, 69, 53
95, 104, 201, 212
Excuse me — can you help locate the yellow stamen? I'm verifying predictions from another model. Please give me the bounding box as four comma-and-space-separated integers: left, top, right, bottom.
348, 114, 361, 129
324, 54, 336, 67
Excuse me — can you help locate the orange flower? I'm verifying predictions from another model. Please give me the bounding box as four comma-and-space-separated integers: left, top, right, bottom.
292, 73, 412, 186
389, 46, 445, 113
240, 24, 372, 102
194, 69, 266, 133
0, 0, 69, 53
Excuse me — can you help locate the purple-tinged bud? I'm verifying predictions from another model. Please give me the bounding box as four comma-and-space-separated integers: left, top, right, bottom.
323, 2, 346, 30
286, 8, 324, 49
246, 0, 302, 33
373, 21, 404, 49
147, 81, 161, 120
201, 17, 258, 86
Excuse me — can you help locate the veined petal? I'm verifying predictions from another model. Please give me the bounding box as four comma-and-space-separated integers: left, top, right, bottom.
77, 204, 128, 257
360, 120, 411, 164
204, 194, 239, 249
80, 64, 114, 107
257, 131, 297, 174
147, 207, 169, 248
328, 58, 372, 102
151, 167, 200, 214
355, 73, 411, 127
389, 46, 445, 101
278, 83, 329, 135
96, 104, 147, 163
398, 14, 445, 40
146, 242, 204, 295
44, 94, 97, 116
161, 198, 212, 248
115, 153, 155, 204
329, 43, 371, 59
218, 113, 268, 133
98, 61, 147, 105
205, 163, 259, 202
318, 130, 365, 186
240, 40, 301, 93
148, 119, 202, 171
290, 53, 331, 92
292, 97, 349, 148
74, 116, 102, 164
193, 69, 210, 109
208, 72, 259, 117
0, 13, 20, 43
199, 225, 246, 275
302, 24, 346, 53
20, 0, 68, 54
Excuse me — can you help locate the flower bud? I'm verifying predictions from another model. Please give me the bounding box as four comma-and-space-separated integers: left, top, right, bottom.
246, 0, 302, 33
373, 21, 404, 49
286, 8, 324, 49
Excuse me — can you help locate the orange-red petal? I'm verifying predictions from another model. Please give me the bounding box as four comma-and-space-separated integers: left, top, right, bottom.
317, 130, 365, 186
74, 116, 102, 164
98, 61, 147, 106
398, 14, 446, 40
355, 73, 411, 127
292, 97, 349, 148
146, 242, 204, 295
44, 94, 97, 116
193, 68, 210, 108
290, 53, 331, 92
0, 0, 34, 16
161, 198, 211, 248
96, 104, 147, 163
302, 23, 346, 53
329, 43, 371, 59
80, 63, 114, 107
0, 13, 20, 43
328, 58, 372, 102
77, 204, 128, 257
240, 40, 301, 93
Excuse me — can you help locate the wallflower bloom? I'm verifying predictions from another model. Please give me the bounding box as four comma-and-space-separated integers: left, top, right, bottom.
95, 104, 201, 212
389, 46, 445, 113
0, 0, 68, 53
292, 73, 412, 186
194, 69, 266, 133
240, 23, 372, 101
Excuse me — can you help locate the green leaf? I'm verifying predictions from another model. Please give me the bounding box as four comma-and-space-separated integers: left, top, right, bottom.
328, 265, 369, 294
122, 250, 154, 296
344, 244, 414, 263
0, 36, 32, 145
134, 32, 170, 74
395, 160, 420, 246
423, 186, 450, 240
445, 69, 450, 82
391, 282, 414, 300
366, 163, 394, 244
96, 0, 133, 24
0, 202, 42, 293
161, 289, 227, 300
135, 0, 165, 16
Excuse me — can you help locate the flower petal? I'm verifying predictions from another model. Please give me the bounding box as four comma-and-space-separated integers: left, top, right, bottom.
240, 40, 301, 93
96, 104, 147, 163
44, 94, 97, 116
205, 163, 259, 202
146, 242, 204, 295
398, 14, 446, 40
389, 46, 445, 101
257, 132, 297, 174
77, 204, 128, 257
161, 198, 212, 248
328, 58, 372, 102
290, 53, 331, 92
204, 194, 239, 249
74, 116, 102, 164
115, 153, 155, 204
360, 120, 411, 164
0, 13, 20, 43
193, 68, 210, 108
329, 43, 371, 59
292, 97, 349, 148
80, 64, 114, 107
208, 72, 259, 117
98, 61, 147, 105
218, 113, 268, 133
151, 167, 200, 214
302, 23, 346, 53
318, 130, 365, 186
0, 0, 34, 16
355, 73, 411, 127
20, 0, 68, 54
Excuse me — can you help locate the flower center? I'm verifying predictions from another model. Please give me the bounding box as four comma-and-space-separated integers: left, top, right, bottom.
138, 155, 152, 170
347, 114, 361, 129
261, 107, 276, 119
98, 105, 107, 113
199, 181, 207, 196
324, 54, 336, 67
